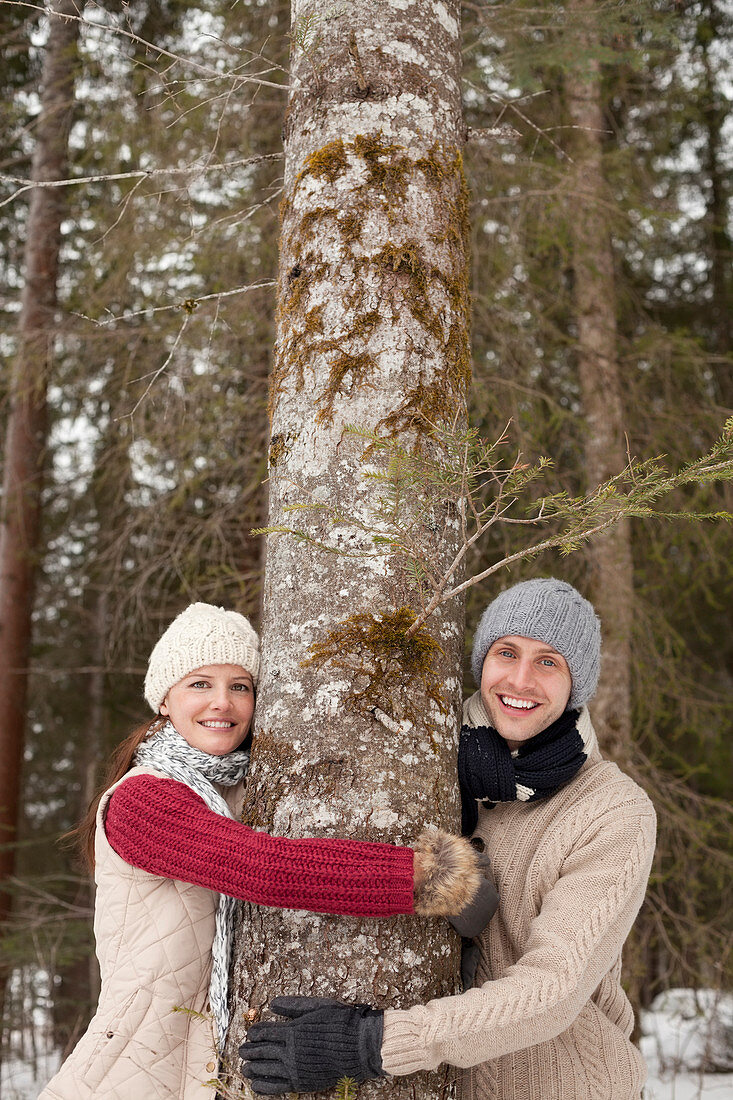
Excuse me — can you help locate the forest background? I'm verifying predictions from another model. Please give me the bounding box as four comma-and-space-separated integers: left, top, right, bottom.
0, 0, 731, 1085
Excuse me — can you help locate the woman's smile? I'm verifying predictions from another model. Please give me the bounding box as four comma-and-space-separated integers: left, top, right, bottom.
160, 664, 255, 755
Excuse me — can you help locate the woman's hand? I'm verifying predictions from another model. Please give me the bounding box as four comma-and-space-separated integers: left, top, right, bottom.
413, 830, 498, 937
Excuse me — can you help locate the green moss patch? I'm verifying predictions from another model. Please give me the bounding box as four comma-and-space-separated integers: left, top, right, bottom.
305, 606, 447, 724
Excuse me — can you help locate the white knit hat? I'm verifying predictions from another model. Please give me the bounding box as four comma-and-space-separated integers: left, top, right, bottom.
144, 603, 260, 712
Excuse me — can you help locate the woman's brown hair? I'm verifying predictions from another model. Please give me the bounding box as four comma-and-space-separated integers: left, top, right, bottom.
69, 716, 164, 871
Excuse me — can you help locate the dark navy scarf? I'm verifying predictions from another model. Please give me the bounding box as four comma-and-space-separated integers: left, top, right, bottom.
458, 708, 585, 835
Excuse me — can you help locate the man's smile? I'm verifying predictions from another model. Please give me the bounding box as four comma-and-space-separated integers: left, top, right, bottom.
497, 695, 541, 711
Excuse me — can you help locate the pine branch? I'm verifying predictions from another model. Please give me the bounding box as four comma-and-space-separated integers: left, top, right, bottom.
258, 417, 733, 639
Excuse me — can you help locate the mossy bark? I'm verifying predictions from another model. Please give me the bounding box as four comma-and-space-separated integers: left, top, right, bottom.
225, 2, 469, 1097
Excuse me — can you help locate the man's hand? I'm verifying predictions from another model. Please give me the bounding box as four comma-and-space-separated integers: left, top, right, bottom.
460, 938, 481, 990
446, 850, 498, 938
239, 996, 384, 1095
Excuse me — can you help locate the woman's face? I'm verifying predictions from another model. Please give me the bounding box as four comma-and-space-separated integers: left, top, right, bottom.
160, 664, 255, 755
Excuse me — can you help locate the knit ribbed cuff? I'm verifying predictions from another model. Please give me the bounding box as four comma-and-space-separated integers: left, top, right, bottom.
380, 1008, 436, 1076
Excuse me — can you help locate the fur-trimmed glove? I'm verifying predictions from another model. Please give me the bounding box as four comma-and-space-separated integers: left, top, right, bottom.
446, 850, 498, 937
240, 996, 384, 1095
413, 830, 498, 938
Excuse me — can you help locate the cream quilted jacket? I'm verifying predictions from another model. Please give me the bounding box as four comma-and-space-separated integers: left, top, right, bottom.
40, 765, 240, 1099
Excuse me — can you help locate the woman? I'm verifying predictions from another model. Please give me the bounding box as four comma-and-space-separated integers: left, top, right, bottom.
40, 602, 493, 1099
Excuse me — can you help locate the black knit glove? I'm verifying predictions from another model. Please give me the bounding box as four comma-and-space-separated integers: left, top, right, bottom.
460, 938, 481, 990
239, 996, 385, 1095
446, 851, 498, 938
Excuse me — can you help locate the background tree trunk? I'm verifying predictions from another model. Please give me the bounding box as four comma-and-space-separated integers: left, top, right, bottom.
565, 0, 634, 762
50, 585, 105, 1056
699, 0, 732, 407
225, 1, 470, 1095
0, 0, 80, 1044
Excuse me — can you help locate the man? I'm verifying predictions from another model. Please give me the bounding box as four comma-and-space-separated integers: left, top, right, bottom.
240, 578, 657, 1100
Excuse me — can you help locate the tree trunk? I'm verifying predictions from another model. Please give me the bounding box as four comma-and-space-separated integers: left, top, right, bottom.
225, 2, 469, 1096
565, 0, 633, 762
0, 0, 79, 1039
51, 582, 106, 1055
699, 0, 732, 407
50, 358, 141, 1051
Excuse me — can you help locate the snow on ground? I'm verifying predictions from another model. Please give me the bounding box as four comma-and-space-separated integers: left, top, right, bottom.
2, 988, 732, 1098
641, 989, 733, 1100
1, 1048, 60, 1100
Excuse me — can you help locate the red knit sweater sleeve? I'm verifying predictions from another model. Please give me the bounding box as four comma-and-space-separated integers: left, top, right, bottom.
104, 774, 415, 917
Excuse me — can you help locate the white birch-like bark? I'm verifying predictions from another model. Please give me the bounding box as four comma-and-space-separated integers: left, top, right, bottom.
226, 2, 469, 1096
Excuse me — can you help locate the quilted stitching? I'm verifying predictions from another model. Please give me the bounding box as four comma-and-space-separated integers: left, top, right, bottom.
39, 766, 231, 1099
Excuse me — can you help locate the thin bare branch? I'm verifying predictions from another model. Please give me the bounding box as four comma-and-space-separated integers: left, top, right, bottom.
73, 280, 276, 327
0, 1, 291, 89
0, 153, 283, 210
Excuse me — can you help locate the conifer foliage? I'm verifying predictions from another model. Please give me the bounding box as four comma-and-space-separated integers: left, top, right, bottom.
0, 0, 730, 1085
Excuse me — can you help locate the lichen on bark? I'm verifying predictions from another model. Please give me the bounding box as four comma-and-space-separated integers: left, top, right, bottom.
225, 5, 469, 1097
271, 135, 471, 431
304, 606, 448, 724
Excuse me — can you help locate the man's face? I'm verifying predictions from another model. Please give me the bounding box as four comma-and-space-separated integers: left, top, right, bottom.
480, 635, 572, 750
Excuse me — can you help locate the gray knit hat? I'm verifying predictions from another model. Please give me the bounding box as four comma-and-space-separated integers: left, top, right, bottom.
471, 578, 601, 709
144, 602, 260, 712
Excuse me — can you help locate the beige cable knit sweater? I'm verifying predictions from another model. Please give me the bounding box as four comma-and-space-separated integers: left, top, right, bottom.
381, 692, 656, 1100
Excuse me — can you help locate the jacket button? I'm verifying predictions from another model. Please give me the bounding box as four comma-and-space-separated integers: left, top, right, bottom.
206, 1061, 217, 1072
106, 1031, 114, 1039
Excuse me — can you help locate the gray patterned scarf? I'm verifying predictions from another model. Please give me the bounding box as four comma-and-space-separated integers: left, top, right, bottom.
134, 720, 250, 1051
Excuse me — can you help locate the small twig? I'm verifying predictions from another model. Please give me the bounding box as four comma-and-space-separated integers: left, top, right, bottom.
348, 32, 369, 94
405, 508, 626, 641
459, 444, 469, 545
443, 511, 625, 601
368, 706, 413, 735
7, 877, 93, 917
0, 1, 290, 89
120, 313, 192, 418
466, 125, 521, 144
0, 154, 283, 211
74, 280, 276, 327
